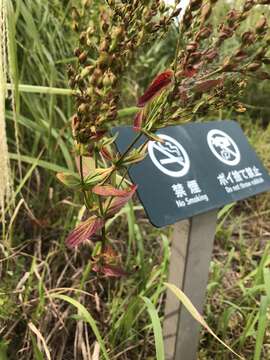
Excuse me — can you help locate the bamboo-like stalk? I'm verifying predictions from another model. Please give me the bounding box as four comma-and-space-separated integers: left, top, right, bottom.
0, 0, 13, 234
6, 83, 139, 117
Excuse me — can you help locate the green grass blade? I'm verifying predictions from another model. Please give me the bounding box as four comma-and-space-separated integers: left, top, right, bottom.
51, 294, 109, 360
253, 296, 269, 360
30, 334, 45, 360
263, 268, 270, 300
164, 282, 244, 360
141, 296, 165, 360
9, 153, 74, 174
0, 340, 8, 360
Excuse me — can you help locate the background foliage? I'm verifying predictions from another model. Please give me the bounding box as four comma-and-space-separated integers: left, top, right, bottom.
1, 0, 270, 359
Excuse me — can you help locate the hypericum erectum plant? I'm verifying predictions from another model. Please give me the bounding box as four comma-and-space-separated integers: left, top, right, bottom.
57, 0, 270, 277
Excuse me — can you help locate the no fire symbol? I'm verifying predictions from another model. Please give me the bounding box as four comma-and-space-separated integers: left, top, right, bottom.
207, 129, 241, 166
148, 134, 190, 177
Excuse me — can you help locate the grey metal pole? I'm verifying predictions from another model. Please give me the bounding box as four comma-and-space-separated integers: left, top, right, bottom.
163, 210, 218, 360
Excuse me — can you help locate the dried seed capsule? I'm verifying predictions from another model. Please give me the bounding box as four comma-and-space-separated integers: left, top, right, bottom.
241, 31, 255, 45
67, 65, 75, 77
71, 7, 80, 21
262, 57, 270, 64
201, 3, 212, 24
190, 0, 202, 11
81, 66, 94, 79
195, 26, 212, 40
74, 48, 82, 57
83, 0, 91, 8
246, 62, 261, 71
243, 0, 255, 11
78, 103, 89, 114
186, 41, 198, 52
99, 39, 109, 52
79, 32, 87, 45
255, 15, 267, 34
103, 71, 116, 87
72, 22, 79, 32
97, 52, 110, 68
255, 47, 267, 60
79, 51, 88, 64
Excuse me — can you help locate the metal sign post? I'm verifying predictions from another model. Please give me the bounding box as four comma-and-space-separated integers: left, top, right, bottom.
163, 210, 217, 360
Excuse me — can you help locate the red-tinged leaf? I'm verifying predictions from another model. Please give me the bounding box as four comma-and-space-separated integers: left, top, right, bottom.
133, 111, 144, 131
100, 146, 113, 161
66, 216, 104, 248
107, 185, 137, 216
101, 245, 119, 262
182, 66, 197, 78
137, 70, 174, 107
92, 184, 132, 197
195, 78, 224, 93
93, 263, 128, 278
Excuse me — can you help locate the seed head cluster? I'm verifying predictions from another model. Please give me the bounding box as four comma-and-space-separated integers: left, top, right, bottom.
68, 0, 181, 144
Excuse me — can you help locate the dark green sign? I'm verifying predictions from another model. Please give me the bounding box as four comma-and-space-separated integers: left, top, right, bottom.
113, 120, 270, 227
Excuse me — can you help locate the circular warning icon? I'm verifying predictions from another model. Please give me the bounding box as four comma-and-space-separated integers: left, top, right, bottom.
207, 129, 241, 166
148, 134, 190, 177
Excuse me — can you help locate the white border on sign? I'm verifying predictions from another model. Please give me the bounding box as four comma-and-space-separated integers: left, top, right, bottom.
148, 134, 190, 177
207, 129, 241, 166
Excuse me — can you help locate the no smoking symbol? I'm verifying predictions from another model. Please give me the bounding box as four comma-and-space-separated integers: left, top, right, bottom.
207, 129, 241, 166
148, 134, 190, 177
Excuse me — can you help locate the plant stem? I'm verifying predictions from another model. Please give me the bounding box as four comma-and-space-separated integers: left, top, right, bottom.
79, 155, 91, 209
116, 132, 143, 165
94, 148, 106, 243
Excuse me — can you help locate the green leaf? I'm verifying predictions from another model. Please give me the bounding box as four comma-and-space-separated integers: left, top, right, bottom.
51, 294, 109, 360
141, 296, 165, 360
84, 167, 113, 188
56, 172, 81, 190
